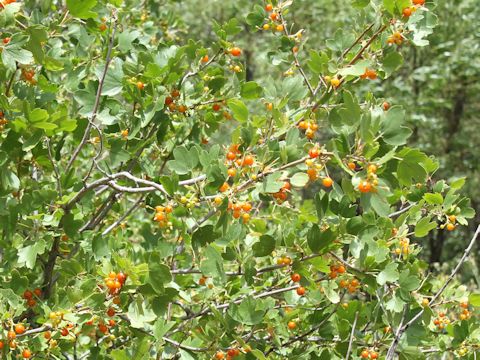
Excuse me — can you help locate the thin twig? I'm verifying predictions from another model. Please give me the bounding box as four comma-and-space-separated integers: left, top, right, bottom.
66, 10, 118, 172
346, 311, 359, 359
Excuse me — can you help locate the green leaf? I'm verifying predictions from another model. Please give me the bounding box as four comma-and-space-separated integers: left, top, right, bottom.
17, 240, 47, 269
148, 263, 172, 294
338, 59, 371, 77
241, 81, 263, 99
414, 217, 437, 237
382, 107, 412, 146
423, 193, 443, 205
66, 0, 98, 19
95, 58, 124, 96
192, 225, 220, 248
0, 168, 20, 190
469, 293, 480, 307
307, 225, 335, 253
252, 235, 275, 257
200, 245, 226, 284
377, 263, 399, 285
262, 172, 283, 193
338, 91, 361, 126
397, 148, 429, 186
227, 99, 248, 123
382, 52, 404, 76
290, 172, 309, 187
307, 50, 329, 74
118, 30, 141, 52
167, 146, 199, 175
228, 296, 269, 325
2, 46, 33, 70
370, 193, 391, 217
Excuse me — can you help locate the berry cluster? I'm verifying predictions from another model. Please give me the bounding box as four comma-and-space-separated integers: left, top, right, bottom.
22, 288, 42, 308
272, 181, 291, 203
227, 201, 252, 223
298, 120, 318, 139
153, 205, 173, 228
103, 271, 127, 296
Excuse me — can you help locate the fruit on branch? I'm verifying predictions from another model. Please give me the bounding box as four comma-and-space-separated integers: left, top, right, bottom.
229, 47, 242, 57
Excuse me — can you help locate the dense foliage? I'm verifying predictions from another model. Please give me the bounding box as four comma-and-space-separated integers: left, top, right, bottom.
0, 0, 478, 359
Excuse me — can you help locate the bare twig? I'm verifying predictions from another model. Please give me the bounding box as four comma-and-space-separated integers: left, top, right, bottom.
346, 311, 359, 359
101, 195, 145, 235
66, 10, 118, 172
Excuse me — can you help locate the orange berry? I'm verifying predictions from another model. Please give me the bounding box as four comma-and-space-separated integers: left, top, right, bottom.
23, 290, 33, 300
242, 202, 252, 212
2, 37, 10, 44
358, 180, 372, 193
296, 286, 306, 296
287, 321, 296, 330
276, 24, 284, 32
413, 0, 425, 4
171, 89, 180, 98
22, 349, 32, 359
201, 55, 209, 63
446, 223, 455, 231
177, 104, 187, 113
98, 323, 108, 334
226, 151, 237, 161
232, 209, 241, 219
330, 77, 340, 88
136, 81, 145, 90
460, 302, 469, 309
99, 23, 107, 31
339, 280, 348, 288
229, 47, 242, 57
337, 265, 346, 274
44, 331, 51, 340
402, 7, 412, 17
61, 328, 69, 336
291, 273, 301, 282
448, 215, 456, 223
242, 155, 254, 166
7, 331, 16, 340
282, 181, 291, 191
322, 177, 333, 188
242, 213, 250, 223
27, 299, 36, 307
347, 162, 356, 171
367, 164, 377, 173
14, 324, 25, 334
298, 121, 308, 130
219, 182, 229, 192
265, 4, 273, 11
212, 103, 221, 111
383, 101, 390, 111
0, 340, 3, 349
227, 168, 236, 177
308, 147, 320, 158
307, 168, 317, 181
370, 352, 379, 359
266, 102, 273, 111
107, 308, 115, 317
215, 351, 225, 360
33, 288, 42, 297
270, 12, 278, 21
361, 350, 369, 359
165, 96, 173, 106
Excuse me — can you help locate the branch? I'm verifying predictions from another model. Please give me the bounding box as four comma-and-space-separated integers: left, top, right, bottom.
340, 23, 375, 60
388, 203, 414, 218
101, 195, 145, 235
386, 225, 480, 359
345, 311, 359, 359
66, 11, 118, 172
